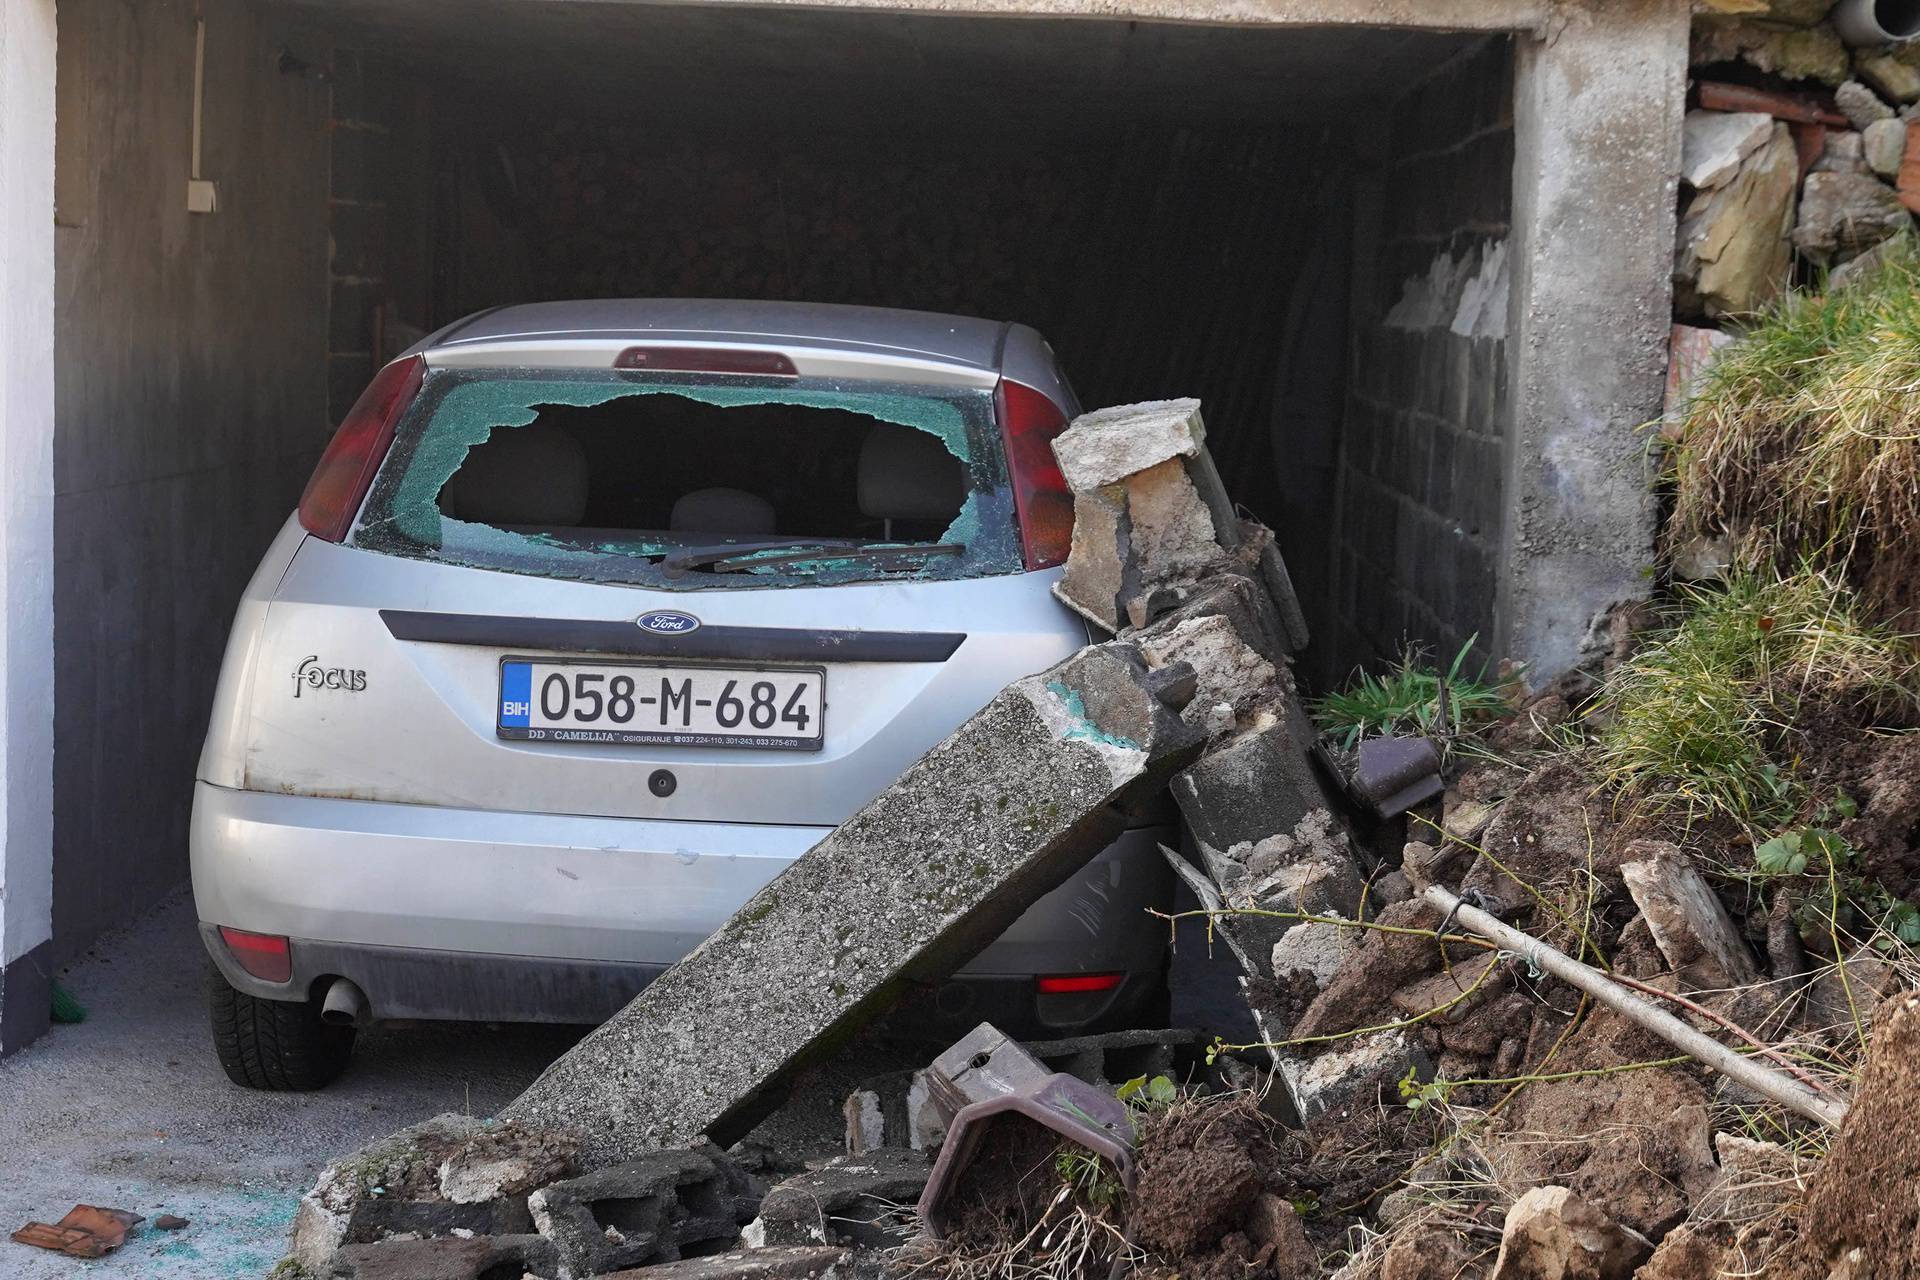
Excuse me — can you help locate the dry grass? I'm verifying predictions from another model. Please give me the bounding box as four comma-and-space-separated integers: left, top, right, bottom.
1669, 234, 1920, 622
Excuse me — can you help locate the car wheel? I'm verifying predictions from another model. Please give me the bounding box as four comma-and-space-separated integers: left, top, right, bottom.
207, 963, 355, 1090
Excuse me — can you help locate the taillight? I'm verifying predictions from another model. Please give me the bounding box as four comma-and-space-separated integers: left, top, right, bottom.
1035, 972, 1124, 995
218, 926, 292, 984
614, 346, 798, 376
298, 354, 425, 542
995, 379, 1073, 570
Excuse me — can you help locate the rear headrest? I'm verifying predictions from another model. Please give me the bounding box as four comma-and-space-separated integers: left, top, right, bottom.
670, 487, 777, 536
857, 425, 965, 522
441, 424, 589, 527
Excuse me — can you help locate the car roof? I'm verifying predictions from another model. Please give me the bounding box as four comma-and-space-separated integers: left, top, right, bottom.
418, 299, 1018, 373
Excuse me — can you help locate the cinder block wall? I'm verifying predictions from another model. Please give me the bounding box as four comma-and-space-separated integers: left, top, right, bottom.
1331, 37, 1514, 679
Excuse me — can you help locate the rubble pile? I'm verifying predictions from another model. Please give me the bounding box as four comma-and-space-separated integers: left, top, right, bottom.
277, 390, 1915, 1280
1676, 7, 1920, 322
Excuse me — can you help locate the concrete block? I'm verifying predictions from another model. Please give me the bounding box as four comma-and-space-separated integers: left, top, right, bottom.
1053, 457, 1219, 633
842, 1090, 885, 1156
527, 1147, 749, 1277
438, 1125, 580, 1205
1279, 1030, 1430, 1124
1050, 398, 1204, 493
1172, 713, 1346, 867
905, 1071, 945, 1152
1122, 457, 1220, 583
502, 641, 1202, 1164
601, 1246, 851, 1280
327, 1233, 559, 1280
1133, 613, 1275, 737
1056, 486, 1132, 633
1619, 841, 1758, 988
747, 1148, 930, 1249
1270, 913, 1358, 990
293, 1114, 491, 1274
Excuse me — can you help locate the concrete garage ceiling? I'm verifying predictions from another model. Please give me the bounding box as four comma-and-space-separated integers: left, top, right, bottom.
266, 0, 1484, 135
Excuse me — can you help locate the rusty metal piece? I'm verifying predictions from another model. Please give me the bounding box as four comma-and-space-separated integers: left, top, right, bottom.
917, 1024, 1140, 1238
1694, 80, 1848, 127
1346, 736, 1443, 820
12, 1205, 144, 1258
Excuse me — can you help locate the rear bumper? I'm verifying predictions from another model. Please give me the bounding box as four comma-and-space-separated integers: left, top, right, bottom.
191, 783, 1172, 1029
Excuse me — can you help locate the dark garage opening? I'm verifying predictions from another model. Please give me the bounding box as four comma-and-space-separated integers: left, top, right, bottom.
51, 0, 1516, 961
289, 1, 1514, 681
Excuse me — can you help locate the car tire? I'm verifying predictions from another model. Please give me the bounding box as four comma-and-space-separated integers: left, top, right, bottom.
207, 964, 355, 1091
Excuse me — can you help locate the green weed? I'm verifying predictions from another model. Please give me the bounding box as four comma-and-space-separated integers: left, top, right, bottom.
1314, 636, 1509, 751
1592, 568, 1918, 830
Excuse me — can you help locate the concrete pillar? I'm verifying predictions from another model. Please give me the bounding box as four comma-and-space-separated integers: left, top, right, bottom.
1499, 0, 1688, 682
0, 0, 57, 1057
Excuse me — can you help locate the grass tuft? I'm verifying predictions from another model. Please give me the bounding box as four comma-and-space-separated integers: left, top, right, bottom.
1669, 234, 1920, 623
1314, 637, 1510, 751
1591, 568, 1918, 830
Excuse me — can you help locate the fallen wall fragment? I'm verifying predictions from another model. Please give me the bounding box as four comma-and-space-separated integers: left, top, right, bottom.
503, 640, 1203, 1165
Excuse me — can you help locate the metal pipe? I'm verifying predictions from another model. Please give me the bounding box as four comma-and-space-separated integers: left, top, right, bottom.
1421, 884, 1850, 1129
1835, 0, 1920, 46
320, 978, 368, 1028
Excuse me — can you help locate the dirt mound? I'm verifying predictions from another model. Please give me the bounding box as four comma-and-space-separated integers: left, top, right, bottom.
1464, 761, 1625, 921
1494, 1008, 1715, 1238
1837, 735, 1920, 904
1764, 992, 1920, 1278
1126, 1096, 1280, 1258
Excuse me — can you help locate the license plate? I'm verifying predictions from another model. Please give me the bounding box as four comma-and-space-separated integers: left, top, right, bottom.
497, 658, 825, 750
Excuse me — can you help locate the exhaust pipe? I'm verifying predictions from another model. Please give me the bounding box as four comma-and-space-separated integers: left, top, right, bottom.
320, 977, 369, 1027
1835, 0, 1920, 45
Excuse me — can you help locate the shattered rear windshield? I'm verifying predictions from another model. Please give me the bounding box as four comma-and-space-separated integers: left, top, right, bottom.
349, 368, 1021, 589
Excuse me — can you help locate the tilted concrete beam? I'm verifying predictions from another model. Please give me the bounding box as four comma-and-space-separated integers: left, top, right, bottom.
504, 642, 1203, 1165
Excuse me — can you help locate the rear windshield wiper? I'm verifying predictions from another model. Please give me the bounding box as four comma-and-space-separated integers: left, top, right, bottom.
660, 538, 863, 576
708, 543, 966, 574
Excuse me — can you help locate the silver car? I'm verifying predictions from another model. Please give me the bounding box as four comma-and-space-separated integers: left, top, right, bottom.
192, 300, 1173, 1089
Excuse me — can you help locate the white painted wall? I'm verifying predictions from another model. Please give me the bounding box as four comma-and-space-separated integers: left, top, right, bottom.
0, 0, 57, 978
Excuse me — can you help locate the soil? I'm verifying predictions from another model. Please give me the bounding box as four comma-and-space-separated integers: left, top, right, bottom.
1288, 900, 1477, 1041
1763, 992, 1920, 1279
1126, 1096, 1280, 1259
1464, 760, 1629, 925
1493, 1006, 1716, 1239
1377, 1219, 1491, 1280
1837, 736, 1920, 904
927, 1116, 1074, 1252
1291, 1101, 1445, 1218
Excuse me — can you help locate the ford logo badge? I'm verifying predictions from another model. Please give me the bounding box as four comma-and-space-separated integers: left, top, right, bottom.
636, 609, 701, 635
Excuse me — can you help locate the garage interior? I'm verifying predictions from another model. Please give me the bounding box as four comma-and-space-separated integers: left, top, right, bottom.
51, 0, 1517, 964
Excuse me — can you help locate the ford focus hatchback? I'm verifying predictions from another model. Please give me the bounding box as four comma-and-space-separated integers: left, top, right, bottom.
193, 300, 1173, 1089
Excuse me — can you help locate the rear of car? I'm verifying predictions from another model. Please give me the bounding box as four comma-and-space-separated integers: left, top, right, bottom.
192, 301, 1173, 1089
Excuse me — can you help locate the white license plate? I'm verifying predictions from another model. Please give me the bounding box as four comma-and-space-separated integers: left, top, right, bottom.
497, 658, 825, 750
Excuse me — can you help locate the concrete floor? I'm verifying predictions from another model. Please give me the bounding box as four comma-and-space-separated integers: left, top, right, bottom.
0, 889, 582, 1278
0, 885, 1251, 1278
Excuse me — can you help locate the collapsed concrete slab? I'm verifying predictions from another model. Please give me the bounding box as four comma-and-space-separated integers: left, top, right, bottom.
503, 641, 1203, 1165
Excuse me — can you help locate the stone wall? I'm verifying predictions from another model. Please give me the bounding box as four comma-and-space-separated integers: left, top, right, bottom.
1331, 37, 1515, 677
